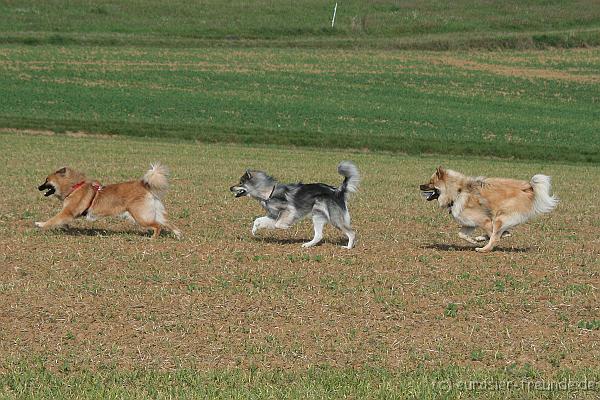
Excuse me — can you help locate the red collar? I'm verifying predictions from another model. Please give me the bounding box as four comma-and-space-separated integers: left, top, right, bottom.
65, 181, 86, 198
66, 181, 103, 198
71, 181, 86, 191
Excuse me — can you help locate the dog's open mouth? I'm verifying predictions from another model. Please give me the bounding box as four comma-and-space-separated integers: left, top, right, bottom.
230, 187, 247, 198
38, 183, 56, 197
420, 187, 440, 201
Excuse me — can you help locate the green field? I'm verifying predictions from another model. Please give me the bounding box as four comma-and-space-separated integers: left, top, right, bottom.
2, 0, 600, 49
1, 46, 599, 162
1, 0, 599, 162
1, 133, 599, 398
3, 364, 600, 399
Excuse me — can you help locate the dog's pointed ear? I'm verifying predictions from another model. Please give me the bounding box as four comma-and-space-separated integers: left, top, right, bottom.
57, 167, 67, 176
436, 166, 445, 178
244, 169, 252, 179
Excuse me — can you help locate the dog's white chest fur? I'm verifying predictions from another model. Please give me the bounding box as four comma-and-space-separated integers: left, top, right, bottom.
449, 194, 477, 227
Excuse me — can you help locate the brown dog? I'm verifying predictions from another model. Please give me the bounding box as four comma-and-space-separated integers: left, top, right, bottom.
420, 167, 557, 252
36, 163, 181, 239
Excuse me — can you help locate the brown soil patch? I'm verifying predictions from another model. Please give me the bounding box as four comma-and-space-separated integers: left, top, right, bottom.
0, 133, 598, 373
0, 128, 116, 139
432, 55, 600, 83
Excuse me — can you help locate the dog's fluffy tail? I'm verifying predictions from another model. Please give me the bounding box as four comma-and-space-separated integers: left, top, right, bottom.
142, 162, 170, 198
530, 174, 558, 215
337, 161, 360, 197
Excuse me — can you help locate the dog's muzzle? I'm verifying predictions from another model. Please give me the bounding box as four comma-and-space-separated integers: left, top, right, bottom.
419, 185, 440, 201
230, 186, 247, 198
38, 182, 56, 197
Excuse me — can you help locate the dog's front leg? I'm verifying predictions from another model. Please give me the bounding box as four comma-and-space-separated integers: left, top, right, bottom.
252, 216, 276, 236
475, 231, 511, 242
35, 209, 75, 229
476, 219, 506, 252
274, 210, 296, 230
458, 226, 478, 244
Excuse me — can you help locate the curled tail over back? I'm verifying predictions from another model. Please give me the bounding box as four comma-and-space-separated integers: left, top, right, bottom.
142, 162, 170, 198
530, 174, 558, 215
337, 161, 360, 198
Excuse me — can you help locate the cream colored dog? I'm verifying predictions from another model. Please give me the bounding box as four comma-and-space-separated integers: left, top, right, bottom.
420, 167, 557, 252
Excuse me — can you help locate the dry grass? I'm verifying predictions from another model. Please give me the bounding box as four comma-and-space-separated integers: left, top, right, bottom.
0, 132, 598, 373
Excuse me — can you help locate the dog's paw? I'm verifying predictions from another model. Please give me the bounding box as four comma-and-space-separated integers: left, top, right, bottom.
475, 246, 490, 253
34, 221, 45, 228
474, 235, 488, 242
301, 242, 315, 248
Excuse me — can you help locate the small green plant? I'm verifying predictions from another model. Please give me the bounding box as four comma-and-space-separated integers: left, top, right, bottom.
564, 284, 592, 297
444, 303, 458, 318
320, 277, 339, 291
233, 251, 244, 262
577, 320, 600, 330
470, 349, 484, 361
549, 352, 566, 368
215, 276, 230, 289
187, 283, 201, 293
494, 279, 506, 292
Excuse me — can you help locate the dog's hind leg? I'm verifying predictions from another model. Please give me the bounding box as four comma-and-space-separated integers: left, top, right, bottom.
131, 197, 181, 239
458, 226, 478, 244
302, 213, 327, 248
341, 227, 356, 249
128, 206, 163, 239
330, 210, 356, 249
152, 198, 182, 239
252, 216, 276, 235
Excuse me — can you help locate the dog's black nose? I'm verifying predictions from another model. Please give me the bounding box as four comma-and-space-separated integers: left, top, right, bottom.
38, 182, 50, 191
419, 184, 431, 191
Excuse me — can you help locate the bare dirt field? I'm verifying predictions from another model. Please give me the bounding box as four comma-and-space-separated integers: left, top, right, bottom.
0, 132, 598, 374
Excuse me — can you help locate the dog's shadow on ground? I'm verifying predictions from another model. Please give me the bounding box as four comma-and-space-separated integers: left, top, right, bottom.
253, 236, 348, 247
423, 243, 530, 253
55, 226, 152, 238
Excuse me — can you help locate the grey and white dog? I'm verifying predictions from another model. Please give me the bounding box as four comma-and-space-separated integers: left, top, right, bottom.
230, 161, 360, 249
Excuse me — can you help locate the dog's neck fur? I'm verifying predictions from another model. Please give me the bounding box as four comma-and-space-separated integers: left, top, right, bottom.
247, 172, 278, 201
57, 171, 87, 200
440, 170, 486, 212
